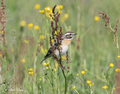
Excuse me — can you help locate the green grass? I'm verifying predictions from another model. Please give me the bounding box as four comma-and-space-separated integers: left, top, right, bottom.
0, 0, 120, 94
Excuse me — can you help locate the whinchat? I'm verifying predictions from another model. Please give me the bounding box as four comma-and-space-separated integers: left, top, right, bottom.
41, 31, 77, 63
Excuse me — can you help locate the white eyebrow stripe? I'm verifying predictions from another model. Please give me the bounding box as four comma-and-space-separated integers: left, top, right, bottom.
64, 33, 73, 36
64, 33, 70, 35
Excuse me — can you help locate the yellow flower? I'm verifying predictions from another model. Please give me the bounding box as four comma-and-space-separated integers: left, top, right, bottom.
115, 68, 120, 72
54, 31, 57, 35
85, 69, 87, 71
46, 66, 49, 69
71, 86, 76, 90
50, 17, 53, 21
20, 21, 26, 27
0, 54, 2, 57
35, 4, 40, 9
34, 25, 39, 30
46, 63, 49, 66
43, 63, 47, 66
24, 40, 29, 43
89, 84, 92, 87
76, 74, 79, 76
11, 49, 14, 52
55, 63, 59, 67
92, 83, 94, 85
21, 59, 25, 63
54, 68, 57, 71
94, 16, 99, 21
87, 80, 91, 85
39, 35, 45, 39
40, 46, 45, 54
39, 78, 42, 81
51, 39, 54, 43
58, 10, 62, 14
118, 55, 120, 58
28, 23, 33, 28
109, 63, 114, 68
39, 10, 45, 14
28, 68, 33, 71
113, 88, 115, 90
56, 5, 59, 10
45, 12, 51, 18
59, 5, 63, 9
56, 5, 63, 10
45, 49, 48, 53
58, 29, 60, 32
45, 6, 51, 13
81, 71, 85, 75
61, 56, 66, 60
64, 14, 69, 19
43, 62, 49, 66
29, 72, 34, 75
0, 31, 3, 34
102, 85, 108, 90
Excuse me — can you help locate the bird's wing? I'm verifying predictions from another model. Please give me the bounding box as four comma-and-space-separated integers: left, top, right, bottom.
40, 45, 56, 63
41, 41, 62, 63
44, 47, 53, 58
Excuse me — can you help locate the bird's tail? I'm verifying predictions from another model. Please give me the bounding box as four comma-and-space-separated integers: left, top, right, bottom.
40, 58, 46, 63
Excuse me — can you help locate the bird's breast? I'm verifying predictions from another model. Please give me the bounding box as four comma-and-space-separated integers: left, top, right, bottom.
61, 45, 68, 55
54, 45, 68, 57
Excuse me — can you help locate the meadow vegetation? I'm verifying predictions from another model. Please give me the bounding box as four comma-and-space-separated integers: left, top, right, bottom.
0, 0, 120, 94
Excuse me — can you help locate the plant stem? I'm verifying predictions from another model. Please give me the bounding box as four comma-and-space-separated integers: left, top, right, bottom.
60, 59, 67, 94
75, 89, 79, 94
33, 56, 37, 93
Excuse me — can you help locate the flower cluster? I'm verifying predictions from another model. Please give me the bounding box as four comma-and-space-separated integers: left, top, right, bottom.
0, 0, 6, 46
39, 76, 42, 81
38, 5, 69, 23
20, 21, 40, 31
98, 11, 119, 51
61, 13, 69, 23
49, 5, 63, 66
43, 62, 49, 69
24, 39, 29, 44
28, 68, 34, 75
102, 85, 108, 90
98, 12, 110, 28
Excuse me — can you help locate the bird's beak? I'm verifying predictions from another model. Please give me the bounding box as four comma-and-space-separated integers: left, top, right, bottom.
74, 33, 78, 35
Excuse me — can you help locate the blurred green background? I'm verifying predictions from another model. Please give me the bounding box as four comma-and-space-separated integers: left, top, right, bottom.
0, 0, 120, 94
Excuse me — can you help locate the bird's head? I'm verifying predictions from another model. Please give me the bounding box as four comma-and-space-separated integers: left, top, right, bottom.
61, 31, 77, 46
62, 31, 77, 40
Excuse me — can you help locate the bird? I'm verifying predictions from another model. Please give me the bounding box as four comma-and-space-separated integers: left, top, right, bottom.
40, 31, 77, 63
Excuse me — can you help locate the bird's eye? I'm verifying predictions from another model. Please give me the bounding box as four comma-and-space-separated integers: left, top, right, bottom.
70, 34, 71, 35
